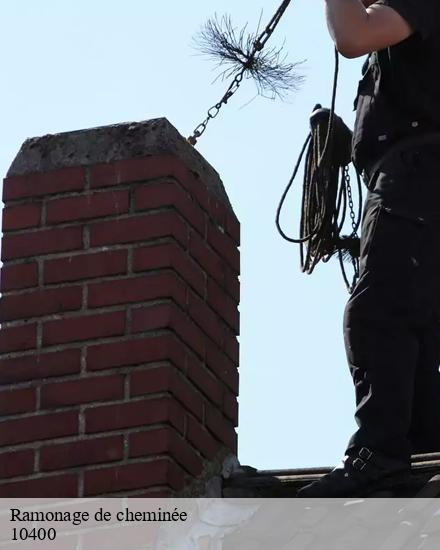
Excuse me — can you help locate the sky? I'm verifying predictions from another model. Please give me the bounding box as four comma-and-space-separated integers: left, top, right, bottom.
0, 1, 366, 470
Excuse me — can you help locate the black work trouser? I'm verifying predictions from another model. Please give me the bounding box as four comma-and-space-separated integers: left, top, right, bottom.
344, 148, 440, 462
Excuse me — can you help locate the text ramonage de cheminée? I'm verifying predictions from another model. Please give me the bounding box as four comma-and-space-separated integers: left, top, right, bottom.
10, 507, 188, 526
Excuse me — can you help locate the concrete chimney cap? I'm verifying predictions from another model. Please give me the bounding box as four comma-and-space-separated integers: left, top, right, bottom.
7, 117, 232, 208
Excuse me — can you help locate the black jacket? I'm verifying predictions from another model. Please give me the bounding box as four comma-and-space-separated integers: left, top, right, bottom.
352, 0, 440, 173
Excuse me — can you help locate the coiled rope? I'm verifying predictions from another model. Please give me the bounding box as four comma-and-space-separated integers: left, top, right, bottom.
275, 48, 363, 293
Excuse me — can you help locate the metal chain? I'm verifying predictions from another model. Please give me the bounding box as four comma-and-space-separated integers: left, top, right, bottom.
344, 166, 358, 236
255, 0, 292, 50
188, 0, 293, 146
342, 167, 360, 293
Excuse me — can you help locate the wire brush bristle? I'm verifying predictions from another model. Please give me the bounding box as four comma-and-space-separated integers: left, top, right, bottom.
193, 13, 304, 100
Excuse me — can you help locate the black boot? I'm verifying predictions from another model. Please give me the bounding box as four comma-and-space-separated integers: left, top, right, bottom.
296, 447, 411, 498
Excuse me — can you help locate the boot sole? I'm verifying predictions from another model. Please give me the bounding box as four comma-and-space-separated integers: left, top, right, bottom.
359, 472, 413, 498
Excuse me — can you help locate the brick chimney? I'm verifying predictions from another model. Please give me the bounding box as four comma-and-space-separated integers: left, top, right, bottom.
0, 119, 239, 497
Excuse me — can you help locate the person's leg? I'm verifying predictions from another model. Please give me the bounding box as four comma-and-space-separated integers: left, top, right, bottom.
409, 318, 440, 454
343, 191, 426, 462
409, 220, 440, 455
298, 193, 422, 497
344, 279, 419, 462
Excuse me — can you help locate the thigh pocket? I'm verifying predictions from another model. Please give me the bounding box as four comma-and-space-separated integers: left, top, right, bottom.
359, 202, 381, 269
363, 206, 423, 273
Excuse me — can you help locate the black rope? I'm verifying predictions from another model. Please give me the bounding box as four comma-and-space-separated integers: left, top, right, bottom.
275, 48, 363, 293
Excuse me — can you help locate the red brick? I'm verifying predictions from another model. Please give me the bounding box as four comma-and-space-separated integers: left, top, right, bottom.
90, 155, 211, 211
1, 226, 83, 261
224, 266, 240, 302
206, 342, 239, 395
1, 262, 38, 292
136, 489, 172, 497
85, 397, 184, 434
40, 435, 124, 471
90, 155, 178, 188
0, 410, 78, 446
207, 221, 240, 274
186, 352, 223, 406
42, 311, 125, 346
131, 303, 206, 359
224, 330, 239, 364
87, 333, 185, 371
187, 416, 221, 460
0, 474, 78, 497
47, 189, 129, 224
133, 242, 206, 296
0, 286, 82, 322
41, 375, 124, 408
223, 390, 239, 427
44, 249, 128, 284
88, 272, 186, 309
3, 167, 85, 201
2, 202, 41, 231
0, 450, 34, 479
130, 365, 203, 420
129, 428, 203, 477
207, 278, 239, 333
0, 349, 81, 385
0, 387, 36, 415
84, 459, 184, 496
129, 428, 169, 456
172, 311, 207, 359
205, 407, 237, 452
89, 211, 188, 248
131, 303, 173, 332
189, 230, 224, 285
135, 180, 206, 235
208, 196, 227, 228
180, 175, 211, 213
188, 291, 224, 347
226, 211, 240, 246
0, 323, 37, 354
189, 231, 239, 302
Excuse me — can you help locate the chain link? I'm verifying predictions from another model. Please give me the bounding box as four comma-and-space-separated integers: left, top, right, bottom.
342, 166, 360, 293
188, 0, 293, 146
344, 166, 358, 236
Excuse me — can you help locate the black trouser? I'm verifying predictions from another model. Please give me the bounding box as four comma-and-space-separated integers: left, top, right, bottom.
344, 146, 440, 462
